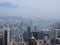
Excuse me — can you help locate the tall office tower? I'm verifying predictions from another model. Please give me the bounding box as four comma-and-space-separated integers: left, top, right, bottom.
32, 31, 44, 40
21, 21, 23, 27
19, 34, 24, 42
34, 26, 37, 31
23, 26, 31, 42
0, 34, 3, 45
44, 33, 49, 45
15, 33, 24, 42
18, 34, 27, 45
27, 26, 31, 41
3, 28, 10, 45
27, 26, 31, 33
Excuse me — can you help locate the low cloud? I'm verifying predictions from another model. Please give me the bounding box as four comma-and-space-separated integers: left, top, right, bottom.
0, 2, 18, 8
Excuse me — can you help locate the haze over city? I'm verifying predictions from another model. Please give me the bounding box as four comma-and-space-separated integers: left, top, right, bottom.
0, 0, 60, 19
0, 0, 60, 45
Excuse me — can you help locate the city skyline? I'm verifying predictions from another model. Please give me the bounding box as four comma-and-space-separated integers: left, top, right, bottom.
0, 0, 60, 19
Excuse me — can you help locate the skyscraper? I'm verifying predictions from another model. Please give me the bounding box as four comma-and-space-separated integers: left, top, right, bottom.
3, 28, 10, 45
0, 34, 3, 45
28, 34, 37, 45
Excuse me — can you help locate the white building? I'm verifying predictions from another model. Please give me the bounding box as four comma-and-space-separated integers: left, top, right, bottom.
3, 27, 11, 45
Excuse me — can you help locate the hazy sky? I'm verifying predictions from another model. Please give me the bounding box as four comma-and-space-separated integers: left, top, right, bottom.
0, 0, 60, 19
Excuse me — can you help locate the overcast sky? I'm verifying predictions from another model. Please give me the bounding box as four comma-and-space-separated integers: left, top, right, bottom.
0, 0, 60, 19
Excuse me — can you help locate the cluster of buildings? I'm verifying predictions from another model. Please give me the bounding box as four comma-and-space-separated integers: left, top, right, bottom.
0, 26, 60, 45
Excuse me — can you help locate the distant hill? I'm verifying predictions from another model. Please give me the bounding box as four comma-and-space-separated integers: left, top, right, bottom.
0, 16, 24, 22
0, 16, 60, 29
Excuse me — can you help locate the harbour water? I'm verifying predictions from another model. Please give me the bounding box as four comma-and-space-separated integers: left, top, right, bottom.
11, 29, 24, 37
